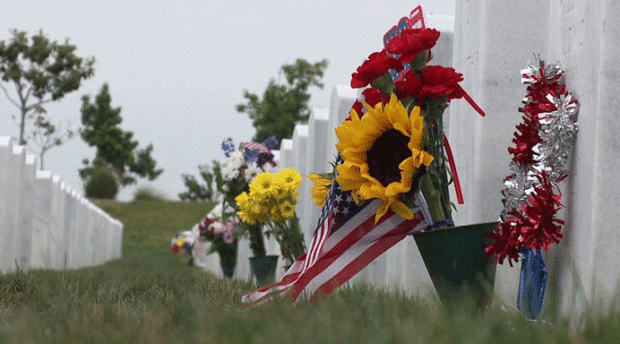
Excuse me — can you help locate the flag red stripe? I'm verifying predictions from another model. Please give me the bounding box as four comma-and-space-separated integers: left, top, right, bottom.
307, 216, 330, 267
310, 216, 423, 300
290, 208, 393, 301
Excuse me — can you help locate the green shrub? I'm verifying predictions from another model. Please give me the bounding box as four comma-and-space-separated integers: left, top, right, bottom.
133, 186, 166, 202
84, 166, 119, 199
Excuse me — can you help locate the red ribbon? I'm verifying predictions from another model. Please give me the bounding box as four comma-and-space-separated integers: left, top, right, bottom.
443, 136, 464, 205
457, 84, 486, 117
444, 85, 486, 205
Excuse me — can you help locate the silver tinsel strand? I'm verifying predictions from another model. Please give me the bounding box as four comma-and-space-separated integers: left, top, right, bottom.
538, 93, 579, 177
501, 62, 579, 220
500, 163, 536, 220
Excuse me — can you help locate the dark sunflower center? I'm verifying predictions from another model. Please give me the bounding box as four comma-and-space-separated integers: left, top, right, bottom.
366, 129, 411, 187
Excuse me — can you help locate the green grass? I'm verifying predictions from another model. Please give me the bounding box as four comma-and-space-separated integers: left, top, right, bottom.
1, 200, 619, 343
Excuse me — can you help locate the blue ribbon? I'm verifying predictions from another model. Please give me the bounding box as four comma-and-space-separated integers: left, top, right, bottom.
423, 219, 455, 231
517, 248, 547, 319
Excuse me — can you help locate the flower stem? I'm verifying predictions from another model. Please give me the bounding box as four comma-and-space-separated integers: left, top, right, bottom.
248, 223, 266, 257
419, 173, 447, 226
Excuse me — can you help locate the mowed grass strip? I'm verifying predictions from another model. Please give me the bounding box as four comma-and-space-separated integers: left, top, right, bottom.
1, 199, 619, 343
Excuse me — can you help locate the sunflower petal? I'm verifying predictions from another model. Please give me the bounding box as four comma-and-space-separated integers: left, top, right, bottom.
390, 199, 415, 220
375, 200, 391, 223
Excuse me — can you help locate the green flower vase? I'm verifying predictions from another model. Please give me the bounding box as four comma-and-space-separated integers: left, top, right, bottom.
413, 221, 498, 309
249, 255, 279, 286
220, 260, 236, 279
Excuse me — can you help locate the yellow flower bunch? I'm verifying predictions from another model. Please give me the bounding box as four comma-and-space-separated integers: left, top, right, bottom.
235, 168, 302, 224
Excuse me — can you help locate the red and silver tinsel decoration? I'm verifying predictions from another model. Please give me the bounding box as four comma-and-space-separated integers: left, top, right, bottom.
486, 61, 579, 266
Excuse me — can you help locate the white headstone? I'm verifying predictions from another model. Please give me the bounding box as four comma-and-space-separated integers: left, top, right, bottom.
291, 125, 310, 240
30, 170, 54, 269
302, 108, 330, 240
327, 86, 357, 164
450, 0, 551, 305
280, 139, 294, 168
543, 0, 620, 316
0, 137, 14, 272
63, 187, 78, 268
9, 147, 35, 270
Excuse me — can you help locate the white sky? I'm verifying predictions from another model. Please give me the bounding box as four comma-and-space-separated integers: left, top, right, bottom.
1, 0, 455, 201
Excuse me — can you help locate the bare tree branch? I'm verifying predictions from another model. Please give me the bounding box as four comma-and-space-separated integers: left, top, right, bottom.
0, 84, 19, 107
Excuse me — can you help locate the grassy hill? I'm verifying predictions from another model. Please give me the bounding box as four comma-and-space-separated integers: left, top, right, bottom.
0, 200, 617, 343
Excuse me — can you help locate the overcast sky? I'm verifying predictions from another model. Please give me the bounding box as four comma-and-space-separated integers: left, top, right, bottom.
1, 0, 455, 201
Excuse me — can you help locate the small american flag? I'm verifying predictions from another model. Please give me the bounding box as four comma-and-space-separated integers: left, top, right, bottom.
241, 165, 432, 305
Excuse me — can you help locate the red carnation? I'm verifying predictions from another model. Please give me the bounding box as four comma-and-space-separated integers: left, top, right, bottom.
349, 100, 364, 120
394, 69, 423, 100
198, 216, 215, 237
346, 89, 388, 121
351, 49, 403, 89
386, 28, 440, 64
361, 88, 389, 108
419, 65, 464, 100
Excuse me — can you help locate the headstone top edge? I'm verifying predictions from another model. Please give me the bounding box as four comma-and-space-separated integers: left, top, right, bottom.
332, 85, 357, 98
36, 170, 53, 179
0, 137, 12, 146
426, 15, 455, 32
25, 154, 36, 164
12, 145, 25, 155
281, 138, 293, 146
293, 125, 309, 137
311, 107, 330, 121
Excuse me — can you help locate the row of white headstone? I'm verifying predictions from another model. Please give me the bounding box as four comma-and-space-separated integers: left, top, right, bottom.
0, 136, 123, 273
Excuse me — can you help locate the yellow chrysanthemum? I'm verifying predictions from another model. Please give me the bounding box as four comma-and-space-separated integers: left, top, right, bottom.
249, 171, 275, 199
270, 178, 292, 200
238, 168, 303, 223
308, 173, 331, 207
335, 93, 434, 223
235, 192, 250, 207
276, 167, 302, 189
279, 200, 296, 218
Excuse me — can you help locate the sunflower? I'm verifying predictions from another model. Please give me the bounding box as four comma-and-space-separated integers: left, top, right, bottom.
308, 173, 332, 207
335, 93, 434, 223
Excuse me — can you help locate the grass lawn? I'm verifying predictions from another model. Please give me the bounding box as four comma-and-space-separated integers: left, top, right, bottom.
1, 200, 618, 343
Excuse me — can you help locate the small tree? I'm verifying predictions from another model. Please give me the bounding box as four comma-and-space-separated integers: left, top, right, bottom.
0, 29, 95, 146
79, 83, 163, 189
178, 164, 215, 202
28, 114, 74, 170
236, 58, 328, 143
